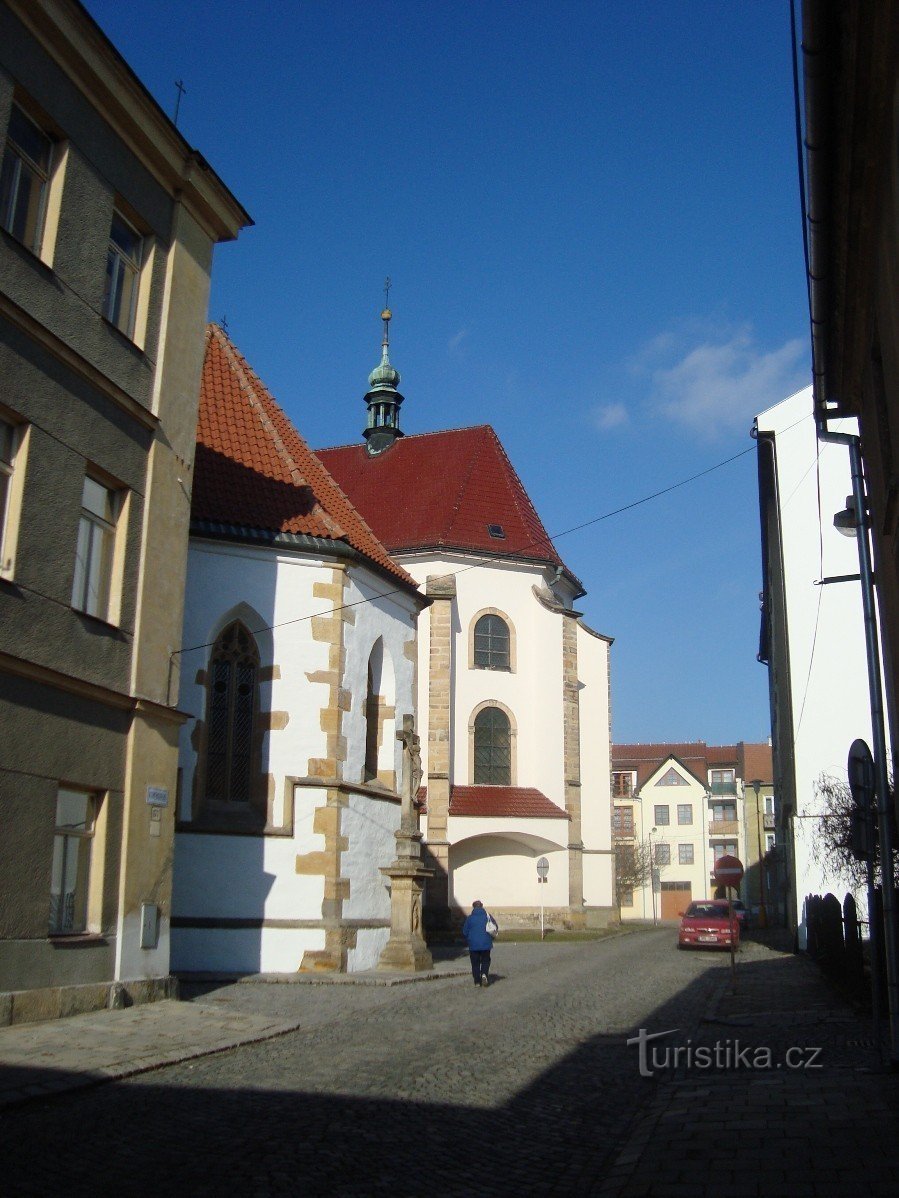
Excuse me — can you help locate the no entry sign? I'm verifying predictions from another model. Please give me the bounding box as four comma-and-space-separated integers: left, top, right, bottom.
713, 853, 744, 889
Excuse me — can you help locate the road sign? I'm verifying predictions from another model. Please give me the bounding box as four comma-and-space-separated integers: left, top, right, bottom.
536, 856, 549, 880
713, 853, 744, 889
848, 739, 876, 808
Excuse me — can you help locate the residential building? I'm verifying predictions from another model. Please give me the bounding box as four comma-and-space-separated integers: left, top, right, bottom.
172, 327, 426, 974
756, 387, 874, 937
611, 742, 771, 921
318, 315, 615, 929
0, 0, 248, 1022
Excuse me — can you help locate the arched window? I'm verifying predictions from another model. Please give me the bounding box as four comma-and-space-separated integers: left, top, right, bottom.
473, 706, 511, 785
473, 613, 511, 670
204, 621, 259, 804
364, 638, 385, 782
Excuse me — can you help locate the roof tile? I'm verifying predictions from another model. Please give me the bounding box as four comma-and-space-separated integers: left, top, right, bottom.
194, 325, 416, 588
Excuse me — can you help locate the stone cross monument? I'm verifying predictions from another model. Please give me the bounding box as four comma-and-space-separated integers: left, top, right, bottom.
377, 715, 434, 971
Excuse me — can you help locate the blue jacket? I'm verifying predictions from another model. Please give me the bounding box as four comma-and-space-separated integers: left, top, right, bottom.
462, 907, 495, 951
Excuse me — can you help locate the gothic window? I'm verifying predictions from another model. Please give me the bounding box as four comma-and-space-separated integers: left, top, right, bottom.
364, 658, 380, 781
204, 621, 259, 804
473, 706, 511, 785
473, 613, 511, 670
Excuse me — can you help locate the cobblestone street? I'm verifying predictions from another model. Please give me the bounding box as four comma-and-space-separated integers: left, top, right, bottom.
0, 929, 722, 1195
3, 928, 897, 1196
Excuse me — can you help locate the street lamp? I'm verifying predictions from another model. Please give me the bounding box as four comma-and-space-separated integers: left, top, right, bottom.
751, 779, 769, 929
648, 826, 658, 926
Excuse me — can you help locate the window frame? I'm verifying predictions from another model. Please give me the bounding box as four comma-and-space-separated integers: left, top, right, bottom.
471, 702, 514, 786
102, 207, 145, 339
49, 789, 98, 936
0, 413, 26, 578
612, 771, 635, 798
654, 804, 670, 826
654, 842, 671, 866
468, 608, 516, 672
1, 102, 53, 255
202, 621, 261, 807
71, 474, 120, 620
676, 803, 693, 826
678, 843, 695, 865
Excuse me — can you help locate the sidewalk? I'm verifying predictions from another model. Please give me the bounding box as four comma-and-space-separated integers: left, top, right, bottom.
601, 929, 899, 1197
0, 957, 467, 1110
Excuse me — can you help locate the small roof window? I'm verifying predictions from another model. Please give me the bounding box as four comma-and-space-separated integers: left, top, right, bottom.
487, 524, 505, 539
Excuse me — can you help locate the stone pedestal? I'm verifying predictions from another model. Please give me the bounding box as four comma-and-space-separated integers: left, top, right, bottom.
377, 715, 434, 971
377, 849, 434, 971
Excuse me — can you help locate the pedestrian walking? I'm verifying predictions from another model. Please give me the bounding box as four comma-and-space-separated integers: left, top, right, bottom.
462, 899, 497, 987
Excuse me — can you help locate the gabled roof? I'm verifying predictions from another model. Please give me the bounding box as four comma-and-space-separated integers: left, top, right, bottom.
317, 425, 583, 594
194, 325, 417, 590
611, 741, 773, 791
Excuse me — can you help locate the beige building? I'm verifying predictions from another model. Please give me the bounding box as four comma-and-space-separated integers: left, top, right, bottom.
0, 0, 248, 1023
611, 742, 772, 922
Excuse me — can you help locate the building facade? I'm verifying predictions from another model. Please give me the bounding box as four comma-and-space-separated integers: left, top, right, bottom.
319, 318, 615, 929
0, 0, 247, 1022
172, 327, 427, 974
611, 742, 772, 922
756, 387, 875, 937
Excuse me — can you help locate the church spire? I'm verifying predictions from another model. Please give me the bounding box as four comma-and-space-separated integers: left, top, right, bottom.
363, 278, 405, 455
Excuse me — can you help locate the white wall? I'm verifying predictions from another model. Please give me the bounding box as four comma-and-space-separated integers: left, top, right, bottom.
173, 539, 419, 974
757, 388, 874, 920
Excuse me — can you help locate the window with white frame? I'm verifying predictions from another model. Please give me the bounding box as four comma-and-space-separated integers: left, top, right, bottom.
72, 475, 118, 619
654, 804, 670, 826
713, 841, 738, 860
656, 767, 689, 786
678, 843, 694, 865
654, 842, 671, 865
0, 103, 53, 254
49, 789, 97, 935
710, 768, 736, 795
765, 833, 776, 853
677, 803, 692, 825
765, 795, 775, 816
103, 209, 143, 337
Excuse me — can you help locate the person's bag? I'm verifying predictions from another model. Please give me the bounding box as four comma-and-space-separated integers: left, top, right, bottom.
485, 913, 499, 938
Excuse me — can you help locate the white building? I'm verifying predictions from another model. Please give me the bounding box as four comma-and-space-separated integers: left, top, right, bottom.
319, 318, 615, 929
171, 326, 426, 974
756, 386, 875, 937
611, 743, 768, 921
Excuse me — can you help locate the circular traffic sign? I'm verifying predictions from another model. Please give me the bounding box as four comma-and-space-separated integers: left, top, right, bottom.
536, 856, 549, 879
713, 853, 744, 888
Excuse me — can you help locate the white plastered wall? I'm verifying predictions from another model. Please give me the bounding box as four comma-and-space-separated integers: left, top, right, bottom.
756, 388, 877, 925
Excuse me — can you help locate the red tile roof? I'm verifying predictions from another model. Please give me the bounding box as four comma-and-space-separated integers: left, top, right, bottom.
317, 426, 582, 592
194, 325, 416, 589
449, 786, 569, 819
612, 741, 772, 790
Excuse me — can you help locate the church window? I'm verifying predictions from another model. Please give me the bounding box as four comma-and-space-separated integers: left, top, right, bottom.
473, 613, 510, 670
473, 706, 511, 785
364, 658, 380, 781
204, 621, 259, 804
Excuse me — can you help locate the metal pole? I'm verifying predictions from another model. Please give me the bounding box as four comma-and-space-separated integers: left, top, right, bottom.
540, 882, 544, 941
848, 437, 899, 1064
753, 780, 769, 929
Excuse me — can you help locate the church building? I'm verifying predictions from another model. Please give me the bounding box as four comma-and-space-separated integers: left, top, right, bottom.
171, 326, 426, 974
319, 311, 615, 929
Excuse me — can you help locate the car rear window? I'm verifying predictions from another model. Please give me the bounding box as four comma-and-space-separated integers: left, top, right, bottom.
685, 903, 724, 917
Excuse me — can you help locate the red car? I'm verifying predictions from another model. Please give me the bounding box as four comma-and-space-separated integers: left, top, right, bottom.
677, 900, 740, 950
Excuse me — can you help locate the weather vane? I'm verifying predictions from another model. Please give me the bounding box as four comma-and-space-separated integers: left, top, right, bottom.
381, 276, 392, 345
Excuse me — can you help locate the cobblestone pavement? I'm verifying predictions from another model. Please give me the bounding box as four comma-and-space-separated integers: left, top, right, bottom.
3, 929, 896, 1196
0, 928, 723, 1195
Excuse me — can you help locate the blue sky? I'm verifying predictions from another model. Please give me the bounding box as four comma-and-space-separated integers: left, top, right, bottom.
86, 0, 809, 745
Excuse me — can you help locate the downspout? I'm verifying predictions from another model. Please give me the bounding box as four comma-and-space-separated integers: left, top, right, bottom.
796, 0, 899, 1062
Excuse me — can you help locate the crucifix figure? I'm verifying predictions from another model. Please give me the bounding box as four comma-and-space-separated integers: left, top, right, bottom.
397, 714, 422, 839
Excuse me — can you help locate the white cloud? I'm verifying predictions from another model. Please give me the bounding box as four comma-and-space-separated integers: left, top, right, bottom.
592, 402, 630, 431
448, 328, 469, 351
641, 325, 808, 439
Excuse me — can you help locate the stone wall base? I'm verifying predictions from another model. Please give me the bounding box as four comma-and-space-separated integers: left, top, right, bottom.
0, 975, 178, 1027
